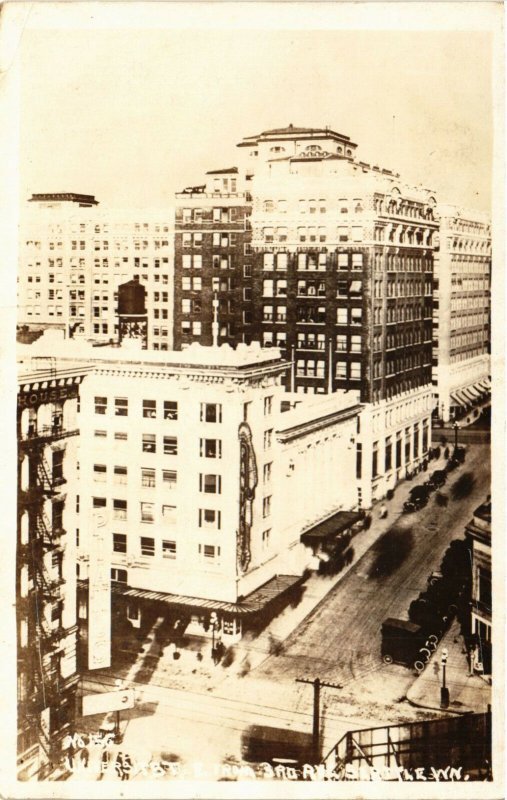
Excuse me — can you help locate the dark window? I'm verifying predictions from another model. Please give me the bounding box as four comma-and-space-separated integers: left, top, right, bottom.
164, 401, 178, 420
113, 533, 127, 553
143, 400, 156, 418
200, 403, 222, 423
115, 397, 128, 416
140, 537, 155, 557
163, 436, 178, 455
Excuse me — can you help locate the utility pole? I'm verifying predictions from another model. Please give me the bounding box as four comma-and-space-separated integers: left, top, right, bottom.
296, 677, 342, 763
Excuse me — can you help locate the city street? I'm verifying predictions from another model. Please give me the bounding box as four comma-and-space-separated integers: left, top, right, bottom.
74, 444, 490, 773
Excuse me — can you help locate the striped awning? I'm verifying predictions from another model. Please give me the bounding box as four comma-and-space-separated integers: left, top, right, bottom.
466, 386, 481, 399
451, 391, 468, 407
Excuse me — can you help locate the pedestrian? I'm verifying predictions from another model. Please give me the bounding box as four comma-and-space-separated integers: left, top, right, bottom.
379, 504, 388, 520
80, 746, 89, 768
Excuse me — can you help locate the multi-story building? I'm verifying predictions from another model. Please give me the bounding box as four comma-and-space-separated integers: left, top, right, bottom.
432, 205, 491, 423
18, 193, 174, 350
20, 331, 360, 652
465, 499, 492, 676
173, 169, 253, 350
16, 353, 86, 779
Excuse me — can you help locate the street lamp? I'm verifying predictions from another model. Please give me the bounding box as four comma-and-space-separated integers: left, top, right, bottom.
453, 421, 459, 454
210, 612, 218, 662
440, 648, 449, 708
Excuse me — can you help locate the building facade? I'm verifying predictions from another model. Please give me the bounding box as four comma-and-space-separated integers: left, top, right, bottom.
17, 354, 85, 779
432, 205, 491, 423
465, 499, 492, 676
173, 169, 253, 350
18, 193, 174, 350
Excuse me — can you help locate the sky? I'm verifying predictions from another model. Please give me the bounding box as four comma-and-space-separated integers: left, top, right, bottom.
19, 18, 494, 212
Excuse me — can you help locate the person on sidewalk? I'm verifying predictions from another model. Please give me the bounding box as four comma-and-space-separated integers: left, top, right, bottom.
379, 504, 388, 519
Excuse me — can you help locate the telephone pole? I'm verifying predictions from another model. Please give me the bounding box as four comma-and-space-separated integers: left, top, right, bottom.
296, 677, 342, 763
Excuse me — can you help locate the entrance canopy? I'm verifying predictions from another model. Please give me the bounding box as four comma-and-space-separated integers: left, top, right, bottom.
300, 510, 363, 545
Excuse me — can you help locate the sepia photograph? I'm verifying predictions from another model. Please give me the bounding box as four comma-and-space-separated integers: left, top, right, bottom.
1, 2, 504, 797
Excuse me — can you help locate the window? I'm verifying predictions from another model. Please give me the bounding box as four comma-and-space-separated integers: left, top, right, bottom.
114, 431, 127, 441
351, 307, 362, 325
372, 442, 378, 479
199, 544, 220, 562
163, 436, 178, 455
351, 335, 361, 353
95, 396, 107, 415
140, 536, 155, 556
200, 403, 222, 423
111, 568, 128, 583
142, 434, 156, 453
200, 438, 222, 459
385, 436, 393, 471
199, 474, 221, 494
114, 499, 127, 520
352, 253, 363, 269
350, 362, 361, 380
52, 450, 64, 483
93, 497, 106, 508
94, 429, 107, 438
142, 468, 156, 487
162, 540, 177, 559
337, 308, 348, 324
143, 400, 156, 418
199, 508, 222, 529
114, 465, 128, 484
263, 496, 272, 518
338, 254, 348, 270
164, 401, 178, 420
113, 533, 127, 553
335, 361, 347, 379
163, 469, 177, 487
141, 502, 154, 523
115, 397, 128, 416
264, 429, 273, 449
93, 464, 107, 482
162, 505, 176, 524
262, 529, 271, 549
336, 334, 347, 351
263, 462, 272, 483
264, 396, 273, 416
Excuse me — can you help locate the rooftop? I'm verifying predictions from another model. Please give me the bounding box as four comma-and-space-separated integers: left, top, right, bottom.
206, 167, 239, 175
29, 192, 99, 206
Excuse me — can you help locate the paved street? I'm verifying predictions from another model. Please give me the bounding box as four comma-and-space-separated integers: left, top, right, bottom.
253, 444, 491, 732
74, 444, 490, 773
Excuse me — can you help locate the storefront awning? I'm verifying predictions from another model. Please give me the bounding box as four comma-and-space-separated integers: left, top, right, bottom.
466, 386, 481, 399
450, 391, 468, 408
301, 510, 363, 544
107, 574, 303, 617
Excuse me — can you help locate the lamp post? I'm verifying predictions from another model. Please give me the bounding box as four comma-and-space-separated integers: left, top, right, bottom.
453, 421, 459, 454
210, 611, 218, 663
440, 648, 449, 708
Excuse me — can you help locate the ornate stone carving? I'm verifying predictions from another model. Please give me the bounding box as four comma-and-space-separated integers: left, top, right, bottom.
237, 421, 258, 574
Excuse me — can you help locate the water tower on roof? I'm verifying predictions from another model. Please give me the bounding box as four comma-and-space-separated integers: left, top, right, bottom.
117, 277, 148, 349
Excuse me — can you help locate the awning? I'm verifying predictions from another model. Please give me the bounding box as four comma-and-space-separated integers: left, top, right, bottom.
477, 379, 490, 392
461, 387, 478, 402
466, 386, 481, 399
450, 391, 468, 408
301, 510, 363, 544
108, 574, 304, 617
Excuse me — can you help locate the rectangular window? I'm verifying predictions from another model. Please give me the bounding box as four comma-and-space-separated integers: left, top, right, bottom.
385, 437, 392, 471
94, 429, 107, 438
199, 473, 222, 494
94, 396, 107, 415
143, 400, 156, 419
141, 468, 156, 488
162, 504, 176, 524
337, 307, 348, 325
93, 497, 106, 508
199, 544, 220, 562
140, 536, 155, 556
141, 502, 154, 523
263, 462, 272, 483
264, 396, 273, 416
264, 429, 273, 449
160, 401, 177, 422
163, 469, 177, 487
113, 499, 127, 520
142, 433, 156, 453
356, 443, 362, 479
52, 450, 64, 483
350, 362, 361, 380
115, 397, 128, 416
263, 496, 272, 518
93, 463, 107, 482
163, 436, 178, 455
114, 465, 127, 484
199, 508, 221, 529
372, 443, 378, 479
351, 307, 362, 325
162, 540, 177, 559
338, 253, 348, 270
200, 403, 222, 423
113, 533, 127, 553
114, 431, 127, 441
200, 439, 222, 459
336, 334, 347, 351
335, 361, 347, 379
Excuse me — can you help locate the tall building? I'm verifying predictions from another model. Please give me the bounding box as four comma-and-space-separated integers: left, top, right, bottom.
173, 169, 253, 350
17, 353, 86, 779
174, 126, 437, 504
465, 499, 492, 676
18, 193, 174, 350
20, 332, 361, 654
432, 205, 491, 423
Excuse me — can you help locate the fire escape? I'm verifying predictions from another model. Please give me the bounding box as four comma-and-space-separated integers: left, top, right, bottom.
18, 410, 78, 777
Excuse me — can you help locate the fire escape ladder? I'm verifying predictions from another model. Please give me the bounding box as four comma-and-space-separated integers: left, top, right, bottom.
37, 456, 55, 495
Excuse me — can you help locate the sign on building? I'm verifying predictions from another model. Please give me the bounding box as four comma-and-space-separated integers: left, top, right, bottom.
88, 512, 111, 670
82, 689, 135, 717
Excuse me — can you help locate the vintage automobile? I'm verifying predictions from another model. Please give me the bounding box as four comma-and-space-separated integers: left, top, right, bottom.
381, 618, 437, 673
403, 484, 431, 513
427, 469, 447, 490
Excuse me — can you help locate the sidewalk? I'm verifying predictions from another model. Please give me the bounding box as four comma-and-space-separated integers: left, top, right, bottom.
406, 618, 492, 715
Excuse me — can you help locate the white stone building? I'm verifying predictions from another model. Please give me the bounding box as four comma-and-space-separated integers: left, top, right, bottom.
433, 205, 491, 422
18, 193, 174, 350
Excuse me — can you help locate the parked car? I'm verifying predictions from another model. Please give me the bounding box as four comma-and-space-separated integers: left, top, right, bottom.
381, 618, 436, 672
403, 484, 431, 512
427, 469, 447, 490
